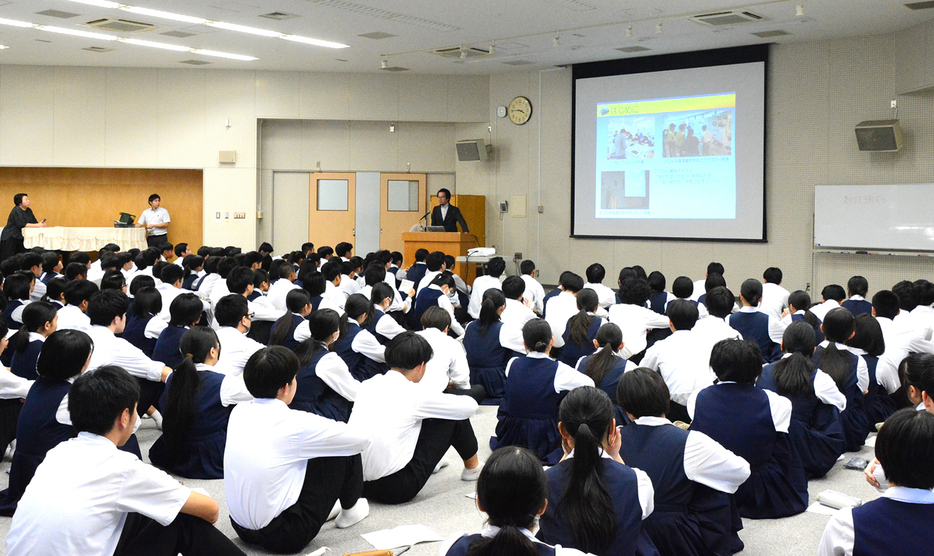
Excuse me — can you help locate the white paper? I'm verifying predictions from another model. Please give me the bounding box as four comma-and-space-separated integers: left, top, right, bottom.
399, 279, 414, 294
465, 492, 477, 499
864, 435, 877, 448
806, 502, 840, 516
306, 548, 329, 556
362, 524, 443, 550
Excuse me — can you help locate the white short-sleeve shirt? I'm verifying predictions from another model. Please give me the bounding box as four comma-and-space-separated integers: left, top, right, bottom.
137, 207, 170, 238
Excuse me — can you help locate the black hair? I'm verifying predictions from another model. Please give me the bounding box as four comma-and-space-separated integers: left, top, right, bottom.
253, 268, 269, 288
560, 272, 584, 294
519, 260, 536, 275
68, 252, 91, 266
430, 273, 456, 291
583, 323, 623, 387
130, 286, 161, 318
705, 286, 735, 319
226, 266, 254, 295
345, 293, 375, 328
617, 277, 650, 306
100, 270, 126, 292
556, 387, 617, 554
667, 299, 699, 331
217, 257, 238, 280
148, 193, 160, 204
847, 313, 885, 357
384, 331, 433, 371
63, 279, 99, 308
12, 193, 26, 206
371, 282, 394, 307
2, 273, 31, 301
258, 242, 274, 254
425, 251, 445, 272
129, 276, 156, 298
478, 288, 506, 336
566, 289, 598, 348
69, 365, 139, 436
819, 307, 856, 390
486, 257, 506, 278
244, 346, 300, 398
20, 252, 42, 272
585, 263, 606, 284
86, 290, 129, 326
915, 279, 934, 307
740, 278, 763, 305
632, 266, 647, 280
301, 272, 327, 298
270, 289, 312, 347
214, 294, 249, 328
363, 263, 387, 287
320, 260, 342, 283
98, 253, 120, 272
436, 188, 452, 199
616, 367, 670, 418
168, 293, 203, 327
41, 251, 61, 274
876, 409, 934, 490
173, 243, 188, 258
847, 275, 869, 297
892, 280, 917, 312
243, 251, 263, 269
43, 276, 68, 305
202, 256, 220, 276
672, 276, 694, 299
710, 339, 762, 385
871, 290, 900, 320
335, 242, 353, 258
772, 322, 817, 399
707, 262, 724, 276
162, 327, 219, 457
11, 301, 58, 353
763, 267, 783, 284
522, 318, 552, 353
36, 329, 93, 381
647, 271, 666, 292
421, 305, 452, 332
502, 276, 525, 300
295, 309, 341, 366
64, 262, 87, 281
902, 353, 934, 401
704, 272, 726, 293
821, 284, 846, 303
468, 446, 547, 556
413, 248, 428, 262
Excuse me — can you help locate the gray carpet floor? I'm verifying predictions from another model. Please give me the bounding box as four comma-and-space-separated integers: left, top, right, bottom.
0, 405, 880, 556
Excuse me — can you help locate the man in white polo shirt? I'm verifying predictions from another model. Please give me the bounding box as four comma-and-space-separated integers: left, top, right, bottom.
136, 193, 170, 248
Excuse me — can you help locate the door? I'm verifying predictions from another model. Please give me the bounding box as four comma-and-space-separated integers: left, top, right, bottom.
272, 171, 310, 252
380, 173, 427, 253
309, 172, 355, 251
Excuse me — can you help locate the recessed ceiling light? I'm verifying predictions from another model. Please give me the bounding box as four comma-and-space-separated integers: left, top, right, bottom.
179, 59, 210, 65
358, 31, 396, 40
259, 12, 299, 21
205, 21, 281, 37
67, 0, 121, 8
36, 10, 81, 19
281, 35, 349, 48
122, 38, 189, 52
161, 30, 196, 38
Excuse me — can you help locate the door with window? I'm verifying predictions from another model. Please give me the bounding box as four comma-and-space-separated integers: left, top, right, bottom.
380, 173, 426, 253
309, 173, 356, 251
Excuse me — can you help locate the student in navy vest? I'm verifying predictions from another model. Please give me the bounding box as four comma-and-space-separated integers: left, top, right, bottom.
559, 289, 604, 367
410, 273, 465, 337
181, 255, 204, 291
333, 294, 388, 382
729, 279, 781, 363
538, 387, 658, 556
463, 289, 514, 403
42, 277, 67, 309
149, 327, 252, 479
647, 271, 673, 316
405, 248, 429, 291
617, 368, 750, 556
365, 282, 407, 345
441, 446, 590, 556
819, 409, 934, 556
38, 251, 61, 285
814, 308, 872, 452
783, 290, 825, 344
846, 314, 893, 427
290, 309, 360, 423
269, 289, 313, 353
431, 188, 469, 233
122, 287, 165, 358
689, 339, 808, 520
152, 293, 203, 370
2, 273, 33, 332
841, 275, 872, 317
9, 302, 57, 380
491, 319, 593, 465
758, 322, 846, 479
575, 323, 635, 427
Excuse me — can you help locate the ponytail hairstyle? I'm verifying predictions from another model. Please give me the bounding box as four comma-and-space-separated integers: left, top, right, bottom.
345, 293, 375, 327
295, 309, 340, 366
370, 282, 394, 308
36, 329, 93, 381
162, 326, 219, 457
11, 301, 58, 353
788, 290, 822, 329
465, 446, 547, 556
566, 289, 598, 348
522, 318, 552, 354
478, 288, 506, 337
270, 289, 312, 347
583, 323, 623, 387
556, 387, 617, 554
847, 313, 885, 358
819, 307, 856, 390
772, 321, 816, 398
42, 276, 68, 305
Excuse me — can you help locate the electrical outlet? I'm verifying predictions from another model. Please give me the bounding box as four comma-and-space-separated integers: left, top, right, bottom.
514, 252, 522, 261
215, 212, 221, 220
538, 205, 544, 214
806, 282, 811, 291
891, 100, 897, 109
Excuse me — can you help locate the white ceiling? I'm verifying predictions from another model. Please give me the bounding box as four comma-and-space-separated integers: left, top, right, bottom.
0, 0, 928, 73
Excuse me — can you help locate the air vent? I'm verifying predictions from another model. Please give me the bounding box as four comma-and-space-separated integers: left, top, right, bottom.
259, 12, 299, 20
307, 0, 459, 32
82, 46, 114, 53
434, 46, 490, 59
690, 11, 765, 26
502, 60, 534, 66
380, 65, 408, 72
616, 45, 651, 53
179, 59, 210, 65
358, 31, 396, 40
906, 1, 934, 9
752, 29, 791, 38
84, 18, 156, 33
161, 30, 196, 38
37, 10, 80, 19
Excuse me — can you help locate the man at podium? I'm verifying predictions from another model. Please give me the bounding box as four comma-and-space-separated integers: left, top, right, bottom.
431, 188, 469, 232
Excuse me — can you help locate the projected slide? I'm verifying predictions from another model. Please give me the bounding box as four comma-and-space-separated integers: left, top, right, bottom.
595, 93, 735, 220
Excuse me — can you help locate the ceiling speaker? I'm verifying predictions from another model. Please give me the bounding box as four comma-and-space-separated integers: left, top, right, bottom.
855, 120, 903, 152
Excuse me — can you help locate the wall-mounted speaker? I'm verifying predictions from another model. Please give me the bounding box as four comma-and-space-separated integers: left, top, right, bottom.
456, 139, 492, 161
855, 120, 903, 152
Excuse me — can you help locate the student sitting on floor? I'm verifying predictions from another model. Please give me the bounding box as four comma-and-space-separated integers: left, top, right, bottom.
441, 446, 590, 556
583, 263, 616, 310
417, 306, 485, 403
290, 309, 360, 423
121, 286, 165, 358
491, 319, 594, 465
463, 289, 514, 402
149, 327, 252, 480
842, 275, 872, 317
729, 279, 781, 363
225, 346, 370, 554
538, 387, 658, 556
152, 293, 203, 370
350, 332, 483, 504
333, 293, 389, 381
9, 301, 57, 380
499, 276, 537, 354
2, 272, 33, 330
846, 314, 891, 427
269, 288, 313, 352
56, 278, 98, 333
6, 365, 245, 556
617, 368, 750, 556
819, 408, 934, 556
558, 288, 604, 367
608, 277, 669, 362
575, 322, 635, 426
213, 294, 265, 377
520, 260, 546, 315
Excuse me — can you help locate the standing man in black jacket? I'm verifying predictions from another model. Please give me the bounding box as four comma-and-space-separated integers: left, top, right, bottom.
430, 189, 469, 233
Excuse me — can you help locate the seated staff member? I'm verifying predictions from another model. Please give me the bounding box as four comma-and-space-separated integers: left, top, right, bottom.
225, 347, 370, 554
0, 193, 44, 262
214, 294, 265, 377
350, 332, 483, 504
431, 188, 469, 233
135, 193, 170, 248
6, 366, 245, 556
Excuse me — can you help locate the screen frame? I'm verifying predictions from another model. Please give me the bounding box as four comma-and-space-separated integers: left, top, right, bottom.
570, 44, 769, 242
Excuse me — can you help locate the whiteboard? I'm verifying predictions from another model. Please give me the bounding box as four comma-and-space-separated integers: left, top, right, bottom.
814, 184, 934, 252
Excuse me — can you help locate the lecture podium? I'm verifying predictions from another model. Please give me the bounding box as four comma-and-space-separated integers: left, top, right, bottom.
401, 232, 481, 284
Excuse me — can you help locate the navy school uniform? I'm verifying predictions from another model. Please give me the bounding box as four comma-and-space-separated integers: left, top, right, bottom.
123, 314, 158, 357
148, 368, 234, 479
858, 351, 896, 426
39, 271, 59, 285
813, 346, 871, 452
649, 291, 669, 315
182, 274, 199, 290
152, 325, 188, 369
269, 313, 305, 352
849, 494, 934, 555
559, 316, 601, 367
575, 351, 633, 426
446, 532, 559, 556
10, 338, 43, 380
289, 348, 353, 423
540, 288, 561, 319
463, 320, 513, 403
310, 295, 323, 312
791, 313, 825, 344
690, 383, 808, 519
405, 262, 427, 292
538, 457, 659, 556
757, 364, 845, 479
729, 311, 782, 363
408, 287, 444, 330
841, 298, 872, 318
332, 320, 387, 382
697, 293, 707, 307
1, 300, 25, 331
247, 289, 263, 302
0, 376, 74, 516
365, 309, 394, 345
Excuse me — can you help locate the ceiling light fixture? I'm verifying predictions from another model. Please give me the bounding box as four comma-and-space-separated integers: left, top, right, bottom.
121, 6, 207, 25
626, 22, 633, 38
0, 17, 35, 28
39, 25, 118, 41
66, 0, 121, 7
796, 3, 805, 16
656, 19, 663, 34
191, 49, 256, 61
280, 35, 348, 48
205, 21, 282, 37
120, 38, 189, 51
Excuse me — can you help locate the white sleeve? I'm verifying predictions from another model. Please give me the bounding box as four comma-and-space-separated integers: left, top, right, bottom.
644, 308, 672, 330
413, 390, 478, 421
114, 340, 166, 382
632, 466, 655, 520
875, 355, 902, 395
814, 370, 847, 411
294, 414, 370, 460
144, 316, 168, 340
316, 353, 361, 402
553, 362, 595, 393
56, 393, 71, 425
294, 320, 310, 342
768, 314, 788, 344
763, 389, 792, 433
683, 430, 751, 493
219, 375, 254, 406
448, 341, 471, 390
249, 297, 286, 322
504, 356, 518, 378
468, 286, 483, 319
0, 369, 32, 399
817, 508, 855, 556
351, 330, 386, 363
855, 355, 869, 394
375, 314, 406, 340
686, 388, 702, 420
906, 335, 934, 355
438, 295, 464, 338
640, 345, 661, 370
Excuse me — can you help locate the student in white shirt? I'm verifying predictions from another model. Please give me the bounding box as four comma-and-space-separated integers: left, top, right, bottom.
56, 279, 98, 332
760, 267, 790, 320
468, 257, 506, 319
6, 365, 243, 556
608, 277, 670, 360
672, 275, 709, 319
225, 346, 370, 554
417, 307, 483, 401
349, 332, 482, 504
810, 284, 846, 322
416, 250, 446, 295
691, 262, 724, 302
544, 272, 584, 351
268, 260, 301, 312
213, 295, 265, 377
173, 243, 191, 267
21, 252, 46, 303
519, 259, 546, 314
691, 286, 743, 366
225, 266, 285, 324
156, 264, 186, 322
321, 260, 348, 312
500, 276, 537, 353
583, 263, 617, 310
135, 193, 171, 248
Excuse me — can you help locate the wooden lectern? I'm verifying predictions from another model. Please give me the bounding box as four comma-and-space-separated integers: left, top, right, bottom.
401, 232, 481, 283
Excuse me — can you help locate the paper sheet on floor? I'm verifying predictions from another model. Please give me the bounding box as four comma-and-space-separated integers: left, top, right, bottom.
806, 502, 841, 516
362, 524, 443, 550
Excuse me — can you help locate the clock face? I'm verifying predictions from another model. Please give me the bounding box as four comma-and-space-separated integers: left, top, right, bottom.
508, 96, 532, 125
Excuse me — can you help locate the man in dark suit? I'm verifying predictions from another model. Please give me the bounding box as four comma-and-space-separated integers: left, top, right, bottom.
430, 188, 469, 232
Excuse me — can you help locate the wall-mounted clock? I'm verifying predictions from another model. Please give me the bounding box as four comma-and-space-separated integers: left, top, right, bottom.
508, 96, 532, 125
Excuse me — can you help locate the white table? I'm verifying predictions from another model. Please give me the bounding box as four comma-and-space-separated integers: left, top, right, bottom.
23, 226, 147, 251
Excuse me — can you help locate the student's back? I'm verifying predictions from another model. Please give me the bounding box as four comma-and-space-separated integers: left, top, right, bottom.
152, 325, 187, 368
